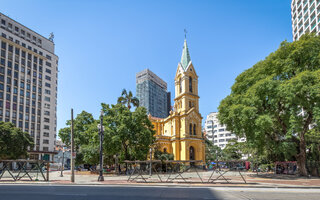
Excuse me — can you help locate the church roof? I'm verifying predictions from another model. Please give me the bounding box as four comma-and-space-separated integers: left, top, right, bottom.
180, 39, 191, 70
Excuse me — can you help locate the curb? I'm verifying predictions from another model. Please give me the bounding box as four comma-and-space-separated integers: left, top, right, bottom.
1, 182, 320, 189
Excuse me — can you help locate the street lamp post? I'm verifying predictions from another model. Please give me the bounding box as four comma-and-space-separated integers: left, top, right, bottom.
149, 147, 152, 176
98, 110, 104, 181
60, 147, 65, 177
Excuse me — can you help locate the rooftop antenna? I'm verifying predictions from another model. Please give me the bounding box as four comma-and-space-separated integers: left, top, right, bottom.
49, 32, 54, 42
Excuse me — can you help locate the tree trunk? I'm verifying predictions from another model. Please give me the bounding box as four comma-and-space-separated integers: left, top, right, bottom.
297, 132, 308, 176
311, 167, 318, 177
297, 112, 313, 176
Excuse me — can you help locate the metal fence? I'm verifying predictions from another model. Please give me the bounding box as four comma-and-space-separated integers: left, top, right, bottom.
0, 160, 51, 181
124, 160, 247, 184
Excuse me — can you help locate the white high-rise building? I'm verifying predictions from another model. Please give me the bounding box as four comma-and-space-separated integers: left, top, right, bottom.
204, 112, 245, 149
0, 12, 58, 161
291, 0, 320, 41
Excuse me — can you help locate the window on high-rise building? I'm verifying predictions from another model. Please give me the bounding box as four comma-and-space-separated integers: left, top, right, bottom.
43, 132, 49, 137
1, 42, 6, 49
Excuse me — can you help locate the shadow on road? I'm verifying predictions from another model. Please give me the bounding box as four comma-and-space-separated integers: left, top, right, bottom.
0, 185, 222, 200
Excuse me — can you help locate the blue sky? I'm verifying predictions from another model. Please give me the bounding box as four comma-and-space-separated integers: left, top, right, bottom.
1, 0, 292, 131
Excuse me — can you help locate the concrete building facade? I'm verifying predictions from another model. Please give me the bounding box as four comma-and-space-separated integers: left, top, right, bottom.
291, 0, 320, 41
204, 112, 245, 150
136, 69, 170, 118
0, 12, 58, 160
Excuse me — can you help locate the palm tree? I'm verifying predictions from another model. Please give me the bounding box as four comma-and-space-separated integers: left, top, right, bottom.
117, 89, 139, 110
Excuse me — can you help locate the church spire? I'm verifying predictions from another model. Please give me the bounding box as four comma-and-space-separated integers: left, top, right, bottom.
180, 39, 191, 70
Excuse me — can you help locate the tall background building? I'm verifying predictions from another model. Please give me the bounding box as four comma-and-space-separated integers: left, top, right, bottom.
0, 13, 58, 161
204, 112, 245, 149
291, 0, 320, 41
136, 69, 170, 118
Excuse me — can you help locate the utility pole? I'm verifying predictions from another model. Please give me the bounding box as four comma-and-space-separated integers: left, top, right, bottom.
71, 109, 75, 182
98, 110, 104, 181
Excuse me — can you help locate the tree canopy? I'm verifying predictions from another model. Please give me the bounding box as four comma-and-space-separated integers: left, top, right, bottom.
218, 34, 320, 176
117, 89, 139, 110
58, 103, 155, 165
101, 103, 155, 162
0, 121, 34, 160
205, 138, 223, 163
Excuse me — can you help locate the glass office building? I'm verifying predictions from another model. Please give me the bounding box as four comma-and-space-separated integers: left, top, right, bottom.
136, 69, 170, 118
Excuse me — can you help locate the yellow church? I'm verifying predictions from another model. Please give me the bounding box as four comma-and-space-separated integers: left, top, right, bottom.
150, 39, 205, 164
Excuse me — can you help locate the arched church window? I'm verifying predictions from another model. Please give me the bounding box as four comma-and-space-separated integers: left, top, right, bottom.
163, 148, 167, 153
179, 79, 182, 93
189, 77, 192, 93
193, 124, 196, 135
189, 123, 192, 135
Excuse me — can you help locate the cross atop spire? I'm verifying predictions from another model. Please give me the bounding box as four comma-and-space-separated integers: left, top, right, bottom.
184, 29, 187, 39
180, 37, 191, 70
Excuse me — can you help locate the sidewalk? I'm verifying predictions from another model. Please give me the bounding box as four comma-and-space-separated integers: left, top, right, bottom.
1, 171, 319, 188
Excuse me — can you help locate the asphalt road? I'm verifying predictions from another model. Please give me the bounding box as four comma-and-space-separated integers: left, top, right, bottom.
0, 185, 319, 200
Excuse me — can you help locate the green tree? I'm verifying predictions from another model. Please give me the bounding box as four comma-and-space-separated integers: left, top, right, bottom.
101, 103, 155, 162
306, 128, 320, 161
222, 139, 242, 160
58, 111, 96, 165
305, 128, 320, 176
117, 89, 139, 110
154, 149, 174, 161
58, 111, 95, 150
218, 34, 320, 176
205, 139, 223, 163
58, 103, 155, 166
0, 121, 34, 159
